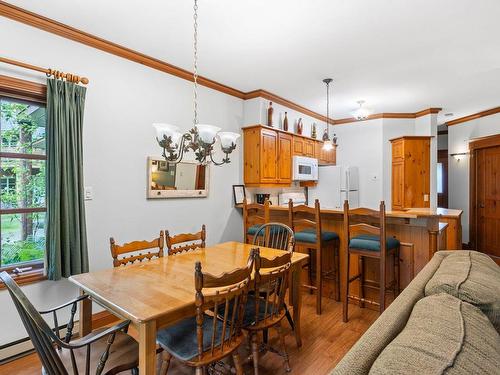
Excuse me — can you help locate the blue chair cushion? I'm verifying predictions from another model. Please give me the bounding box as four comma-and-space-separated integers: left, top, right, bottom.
349, 234, 400, 251
221, 296, 277, 327
295, 229, 339, 244
156, 315, 228, 361
247, 224, 261, 235
247, 225, 286, 236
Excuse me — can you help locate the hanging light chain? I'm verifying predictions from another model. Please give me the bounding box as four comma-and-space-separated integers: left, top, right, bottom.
193, 0, 199, 126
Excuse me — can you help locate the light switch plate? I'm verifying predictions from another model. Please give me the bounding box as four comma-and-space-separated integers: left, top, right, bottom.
424, 194, 429, 202
84, 186, 93, 200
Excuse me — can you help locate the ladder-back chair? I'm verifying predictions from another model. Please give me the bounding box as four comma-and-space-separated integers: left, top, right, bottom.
109, 231, 164, 267
288, 199, 340, 315
166, 225, 206, 255
342, 200, 400, 322
157, 250, 256, 375
243, 198, 270, 244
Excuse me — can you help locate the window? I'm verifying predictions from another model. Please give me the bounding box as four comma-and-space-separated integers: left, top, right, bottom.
437, 162, 443, 194
0, 97, 46, 275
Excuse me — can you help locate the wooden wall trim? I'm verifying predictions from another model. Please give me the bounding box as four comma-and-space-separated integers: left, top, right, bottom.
468, 133, 500, 151
0, 0, 246, 99
0, 74, 46, 102
0, 1, 446, 125
333, 108, 442, 125
446, 106, 500, 126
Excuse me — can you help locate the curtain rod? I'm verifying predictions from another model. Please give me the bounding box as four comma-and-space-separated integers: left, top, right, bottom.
0, 56, 89, 85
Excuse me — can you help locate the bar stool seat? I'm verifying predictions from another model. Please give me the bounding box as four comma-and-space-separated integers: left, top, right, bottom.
349, 234, 400, 251
247, 224, 262, 235
295, 229, 339, 243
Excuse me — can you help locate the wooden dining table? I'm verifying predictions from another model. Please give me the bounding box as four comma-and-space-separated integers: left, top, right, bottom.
69, 241, 309, 375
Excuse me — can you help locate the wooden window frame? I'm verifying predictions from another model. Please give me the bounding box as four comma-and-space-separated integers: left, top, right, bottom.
0, 75, 47, 288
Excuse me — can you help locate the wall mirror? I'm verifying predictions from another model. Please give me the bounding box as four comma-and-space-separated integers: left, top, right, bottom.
147, 157, 209, 198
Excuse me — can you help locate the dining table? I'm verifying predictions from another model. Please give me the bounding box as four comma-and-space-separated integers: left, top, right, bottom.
69, 241, 309, 375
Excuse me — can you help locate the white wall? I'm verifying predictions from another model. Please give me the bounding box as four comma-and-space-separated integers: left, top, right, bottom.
0, 18, 244, 345
448, 112, 500, 244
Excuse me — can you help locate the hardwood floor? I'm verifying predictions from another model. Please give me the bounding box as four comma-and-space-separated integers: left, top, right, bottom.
0, 294, 378, 375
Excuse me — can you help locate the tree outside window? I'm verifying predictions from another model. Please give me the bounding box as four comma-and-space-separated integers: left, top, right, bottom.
0, 97, 46, 269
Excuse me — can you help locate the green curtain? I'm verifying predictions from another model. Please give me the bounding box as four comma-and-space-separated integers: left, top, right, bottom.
46, 79, 89, 280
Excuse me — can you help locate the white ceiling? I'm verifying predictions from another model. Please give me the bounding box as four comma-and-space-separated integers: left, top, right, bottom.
7, 0, 500, 123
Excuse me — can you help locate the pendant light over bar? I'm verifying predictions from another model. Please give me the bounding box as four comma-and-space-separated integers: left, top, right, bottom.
322, 78, 337, 150
153, 0, 239, 166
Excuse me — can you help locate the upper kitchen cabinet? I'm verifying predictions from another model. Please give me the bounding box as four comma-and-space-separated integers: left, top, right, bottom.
390, 136, 431, 210
316, 141, 337, 165
243, 125, 292, 186
293, 136, 315, 157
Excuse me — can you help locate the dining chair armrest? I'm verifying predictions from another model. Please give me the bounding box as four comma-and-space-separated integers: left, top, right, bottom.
38, 294, 90, 343
38, 294, 89, 314
64, 320, 131, 349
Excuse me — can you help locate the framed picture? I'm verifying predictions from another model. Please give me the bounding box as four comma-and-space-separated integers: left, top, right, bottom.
232, 185, 246, 205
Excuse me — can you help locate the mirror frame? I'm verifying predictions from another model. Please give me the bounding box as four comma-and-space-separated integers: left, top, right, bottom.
147, 156, 210, 199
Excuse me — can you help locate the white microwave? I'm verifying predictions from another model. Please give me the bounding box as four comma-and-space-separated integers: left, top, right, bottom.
292, 156, 318, 181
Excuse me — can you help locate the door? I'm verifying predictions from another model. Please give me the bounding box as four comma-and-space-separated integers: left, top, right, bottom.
392, 160, 404, 210
260, 129, 278, 183
473, 143, 500, 262
277, 133, 292, 183
437, 149, 449, 208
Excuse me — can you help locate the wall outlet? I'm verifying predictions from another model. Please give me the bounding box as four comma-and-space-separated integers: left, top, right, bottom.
84, 186, 93, 200
424, 194, 429, 202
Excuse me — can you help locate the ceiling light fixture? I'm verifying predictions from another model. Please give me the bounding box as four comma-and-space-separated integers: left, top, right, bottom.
322, 78, 337, 150
352, 100, 372, 120
153, 0, 239, 165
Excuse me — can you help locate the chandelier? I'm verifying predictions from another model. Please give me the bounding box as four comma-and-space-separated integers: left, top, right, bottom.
352, 100, 372, 120
153, 0, 239, 165
322, 78, 337, 150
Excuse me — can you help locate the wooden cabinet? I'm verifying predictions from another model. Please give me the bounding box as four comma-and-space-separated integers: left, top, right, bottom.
243, 125, 334, 186
277, 132, 292, 183
243, 125, 292, 186
390, 136, 431, 210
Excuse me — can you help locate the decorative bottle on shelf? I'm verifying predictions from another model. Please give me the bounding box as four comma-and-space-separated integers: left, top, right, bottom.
267, 101, 273, 127
283, 112, 289, 131
311, 123, 317, 138
297, 118, 303, 135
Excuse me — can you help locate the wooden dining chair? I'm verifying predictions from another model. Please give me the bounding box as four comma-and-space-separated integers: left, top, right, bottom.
0, 271, 139, 375
288, 199, 340, 315
342, 200, 400, 322
109, 230, 164, 267
243, 198, 270, 244
243, 248, 293, 374
252, 222, 297, 346
166, 225, 206, 255
156, 250, 256, 375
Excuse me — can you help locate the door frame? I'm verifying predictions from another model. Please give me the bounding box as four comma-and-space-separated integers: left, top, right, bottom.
469, 133, 500, 252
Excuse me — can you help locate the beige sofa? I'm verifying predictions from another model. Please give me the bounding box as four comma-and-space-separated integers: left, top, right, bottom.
331, 250, 500, 375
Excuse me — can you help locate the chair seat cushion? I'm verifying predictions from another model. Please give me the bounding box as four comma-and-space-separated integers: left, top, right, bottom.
425, 250, 500, 333
221, 296, 279, 328
247, 224, 261, 235
157, 315, 228, 361
295, 229, 339, 244
349, 234, 399, 251
369, 293, 500, 375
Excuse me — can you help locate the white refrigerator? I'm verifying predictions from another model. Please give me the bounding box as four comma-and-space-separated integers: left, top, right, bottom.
308, 166, 359, 209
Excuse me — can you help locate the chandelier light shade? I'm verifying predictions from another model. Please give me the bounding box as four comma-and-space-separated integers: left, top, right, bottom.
352, 100, 372, 120
153, 0, 238, 166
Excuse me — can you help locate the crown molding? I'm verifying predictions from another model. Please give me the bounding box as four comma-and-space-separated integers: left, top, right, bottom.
333, 108, 442, 125
0, 1, 445, 126
446, 106, 500, 126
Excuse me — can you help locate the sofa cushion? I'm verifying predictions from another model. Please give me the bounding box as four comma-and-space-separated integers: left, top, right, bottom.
369, 293, 500, 375
425, 250, 500, 332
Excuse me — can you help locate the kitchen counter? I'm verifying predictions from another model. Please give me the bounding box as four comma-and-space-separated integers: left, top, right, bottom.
236, 203, 463, 307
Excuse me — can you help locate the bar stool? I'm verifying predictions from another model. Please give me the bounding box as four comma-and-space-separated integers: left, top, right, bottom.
288, 199, 340, 315
342, 200, 400, 322
242, 198, 270, 244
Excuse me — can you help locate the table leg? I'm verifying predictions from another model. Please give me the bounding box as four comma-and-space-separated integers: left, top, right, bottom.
78, 289, 92, 337
138, 320, 157, 375
290, 263, 303, 348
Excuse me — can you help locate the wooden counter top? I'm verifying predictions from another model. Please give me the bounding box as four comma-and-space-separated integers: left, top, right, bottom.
235, 204, 462, 219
